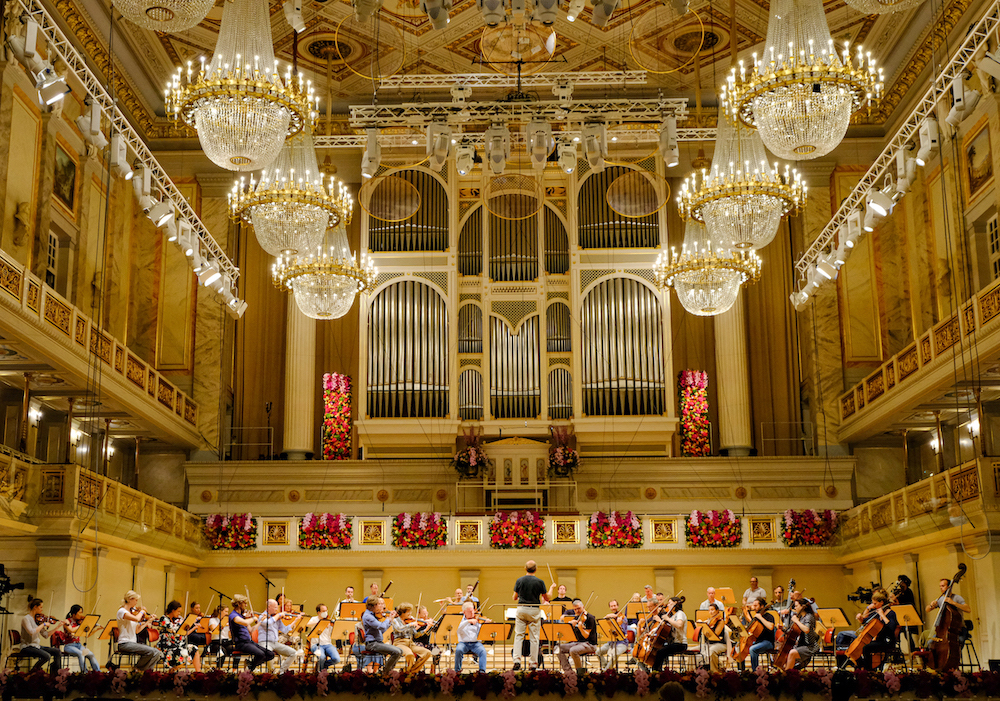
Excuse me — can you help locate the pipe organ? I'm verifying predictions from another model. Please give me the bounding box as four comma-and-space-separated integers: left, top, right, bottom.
578, 165, 660, 249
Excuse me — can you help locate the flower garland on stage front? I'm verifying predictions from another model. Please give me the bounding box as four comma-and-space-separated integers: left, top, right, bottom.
686, 509, 741, 547
489, 510, 545, 549
322, 373, 352, 460
392, 511, 447, 549
678, 370, 710, 457
781, 509, 839, 546
588, 510, 643, 548
203, 513, 256, 550
299, 512, 352, 550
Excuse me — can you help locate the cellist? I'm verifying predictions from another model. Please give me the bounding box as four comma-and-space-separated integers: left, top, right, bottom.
741, 598, 777, 671
838, 589, 898, 670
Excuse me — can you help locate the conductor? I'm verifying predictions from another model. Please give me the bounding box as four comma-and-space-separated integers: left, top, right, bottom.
512, 560, 556, 670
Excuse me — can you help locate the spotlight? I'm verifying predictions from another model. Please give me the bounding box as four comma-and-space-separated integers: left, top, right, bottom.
227, 298, 248, 319
38, 77, 69, 106
283, 0, 306, 32
526, 119, 553, 171
557, 141, 576, 174
916, 117, 939, 166
895, 147, 915, 197
566, 0, 585, 20
589, 0, 620, 28
353, 0, 383, 20
816, 252, 838, 280
426, 122, 452, 170
361, 128, 381, 179
422, 0, 452, 30
455, 145, 476, 175
132, 164, 151, 201
110, 134, 132, 180
582, 123, 606, 170
198, 262, 222, 287
863, 204, 882, 232
552, 81, 573, 102
477, 0, 505, 25
75, 98, 108, 149
866, 187, 893, 217
845, 209, 863, 247
484, 123, 510, 175
659, 116, 679, 168
163, 217, 178, 242
173, 219, 192, 245
978, 50, 1000, 82
790, 290, 810, 311
533, 0, 558, 24
450, 85, 473, 103
191, 246, 204, 273
147, 200, 174, 228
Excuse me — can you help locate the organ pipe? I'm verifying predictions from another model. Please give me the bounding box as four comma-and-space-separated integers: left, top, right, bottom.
489, 211, 538, 282
578, 166, 659, 249
490, 315, 541, 419
548, 368, 572, 419
369, 170, 449, 252
458, 304, 483, 353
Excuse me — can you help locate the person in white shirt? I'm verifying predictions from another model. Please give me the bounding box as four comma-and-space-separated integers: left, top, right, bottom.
455, 602, 491, 673
460, 584, 480, 607
336, 587, 357, 617
115, 591, 163, 671
307, 604, 340, 671
699, 587, 719, 611
20, 595, 62, 671
742, 578, 767, 608
257, 599, 297, 672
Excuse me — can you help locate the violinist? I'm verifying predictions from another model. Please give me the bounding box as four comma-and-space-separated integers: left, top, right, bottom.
597, 599, 630, 670
278, 598, 305, 661
362, 597, 402, 674
455, 601, 492, 673
782, 598, 820, 670
412, 605, 442, 672
63, 604, 100, 671
552, 584, 573, 614
743, 598, 776, 671
116, 591, 163, 671
391, 602, 432, 673
185, 602, 206, 672
211, 605, 231, 662
230, 594, 273, 671
699, 603, 727, 672
557, 599, 597, 672
648, 596, 687, 671
308, 604, 341, 671
839, 588, 897, 670
20, 595, 62, 671
152, 600, 196, 668
258, 599, 297, 672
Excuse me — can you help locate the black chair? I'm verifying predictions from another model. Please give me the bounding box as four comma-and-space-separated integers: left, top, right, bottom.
960, 620, 981, 672
4, 631, 35, 671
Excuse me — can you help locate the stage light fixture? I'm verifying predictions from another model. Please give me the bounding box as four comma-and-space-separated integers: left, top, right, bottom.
659, 116, 679, 168
427, 123, 452, 170
198, 261, 222, 287
353, 0, 383, 20
533, 0, 558, 23
422, 0, 452, 30
361, 128, 381, 179
566, 0, 585, 20
37, 76, 69, 105
894, 147, 916, 197
582, 123, 606, 170
110, 135, 133, 180
455, 145, 476, 175
147, 200, 174, 227
75, 98, 108, 149
477, 0, 505, 25
527, 119, 553, 171
846, 209, 863, 247
227, 298, 249, 319
557, 142, 576, 174
589, 0, 620, 27
866, 186, 893, 217
863, 204, 883, 232
484, 123, 510, 175
816, 252, 838, 280
916, 117, 939, 166
978, 50, 1000, 82
132, 164, 151, 200
283, 0, 306, 31
790, 290, 809, 311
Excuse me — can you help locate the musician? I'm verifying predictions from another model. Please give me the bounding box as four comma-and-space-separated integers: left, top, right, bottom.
185, 602, 206, 672
783, 598, 820, 670
699, 588, 720, 610
552, 585, 573, 613
511, 560, 556, 671
743, 577, 767, 607
892, 576, 915, 606
556, 599, 597, 672
210, 605, 230, 660
336, 586, 357, 617
258, 598, 297, 672
363, 583, 381, 603
769, 586, 785, 611
412, 605, 442, 672
230, 594, 273, 671
279, 598, 305, 664
153, 600, 198, 668
640, 585, 656, 604
455, 601, 492, 673
649, 596, 687, 671
116, 591, 163, 672
841, 588, 898, 670
20, 596, 62, 671
699, 603, 727, 672
362, 597, 402, 675
460, 584, 480, 607
597, 599, 630, 670
390, 603, 432, 673
62, 605, 99, 671
926, 578, 971, 616
744, 599, 776, 671
308, 604, 341, 671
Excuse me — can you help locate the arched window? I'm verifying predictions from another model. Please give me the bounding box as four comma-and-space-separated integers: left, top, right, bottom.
458, 207, 482, 276
548, 368, 573, 420
458, 304, 483, 354
581, 277, 665, 415
458, 369, 484, 421
578, 166, 659, 249
369, 170, 449, 251
367, 280, 449, 417
490, 315, 541, 419
546, 302, 571, 353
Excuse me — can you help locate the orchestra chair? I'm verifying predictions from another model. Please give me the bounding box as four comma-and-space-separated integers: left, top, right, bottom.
351, 623, 383, 673
960, 621, 981, 672
4, 631, 34, 671
909, 630, 934, 670
107, 627, 143, 671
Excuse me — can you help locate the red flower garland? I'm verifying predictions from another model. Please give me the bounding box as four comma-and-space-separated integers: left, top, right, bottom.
780, 509, 839, 546
489, 510, 545, 549
203, 513, 256, 550
392, 512, 448, 549
587, 510, 643, 548
322, 373, 351, 460
685, 509, 742, 547
298, 512, 352, 550
678, 370, 710, 457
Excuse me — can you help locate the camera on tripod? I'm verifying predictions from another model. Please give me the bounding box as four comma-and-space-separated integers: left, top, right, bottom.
846, 582, 879, 605
0, 564, 26, 613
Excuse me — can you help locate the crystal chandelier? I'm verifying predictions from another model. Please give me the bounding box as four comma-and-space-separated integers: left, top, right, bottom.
230, 131, 351, 256
654, 221, 761, 316
272, 225, 377, 320
165, 0, 316, 171
677, 112, 807, 250
720, 0, 882, 160
117, 0, 214, 32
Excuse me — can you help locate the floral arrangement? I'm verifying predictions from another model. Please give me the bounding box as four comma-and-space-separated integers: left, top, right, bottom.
678, 370, 710, 457
452, 427, 490, 479
2, 667, 997, 700
392, 512, 447, 549
322, 373, 352, 460
686, 509, 742, 548
489, 510, 545, 549
588, 510, 643, 548
203, 513, 256, 550
780, 509, 839, 547
548, 425, 579, 478
298, 512, 352, 550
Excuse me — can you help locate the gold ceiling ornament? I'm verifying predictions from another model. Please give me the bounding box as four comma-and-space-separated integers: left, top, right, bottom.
117, 0, 214, 32
629, 7, 705, 75
720, 0, 882, 161
677, 111, 806, 250
844, 0, 925, 13
165, 0, 317, 171
606, 169, 671, 218
272, 224, 377, 320
230, 131, 352, 256
654, 220, 760, 316
481, 22, 556, 76
334, 14, 406, 82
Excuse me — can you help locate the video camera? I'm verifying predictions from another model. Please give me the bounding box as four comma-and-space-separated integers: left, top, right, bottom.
0, 564, 25, 613
846, 582, 880, 605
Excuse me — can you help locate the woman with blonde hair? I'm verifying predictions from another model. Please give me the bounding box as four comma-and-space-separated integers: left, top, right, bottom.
115, 591, 163, 671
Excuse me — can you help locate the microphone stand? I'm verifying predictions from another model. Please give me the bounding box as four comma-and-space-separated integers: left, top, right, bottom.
260, 573, 275, 603
209, 587, 231, 603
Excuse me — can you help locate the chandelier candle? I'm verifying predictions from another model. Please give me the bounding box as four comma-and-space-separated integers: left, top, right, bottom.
165, 0, 317, 171
720, 0, 882, 161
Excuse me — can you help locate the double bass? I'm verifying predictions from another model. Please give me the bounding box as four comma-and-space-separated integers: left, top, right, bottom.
773, 593, 815, 667
928, 564, 967, 672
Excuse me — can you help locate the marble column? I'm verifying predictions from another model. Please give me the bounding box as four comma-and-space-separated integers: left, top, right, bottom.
714, 296, 753, 455
30, 112, 57, 278
283, 296, 316, 459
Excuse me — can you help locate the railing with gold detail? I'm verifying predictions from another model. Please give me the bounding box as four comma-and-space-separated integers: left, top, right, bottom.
0, 249, 198, 435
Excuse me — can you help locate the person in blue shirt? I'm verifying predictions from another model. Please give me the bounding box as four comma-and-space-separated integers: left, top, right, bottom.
257, 599, 297, 672
362, 597, 402, 675
230, 595, 273, 672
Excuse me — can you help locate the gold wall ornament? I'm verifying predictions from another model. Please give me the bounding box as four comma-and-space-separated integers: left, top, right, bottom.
650, 518, 677, 543
360, 520, 386, 545
456, 520, 482, 545
552, 518, 579, 544
263, 521, 289, 545
748, 517, 774, 543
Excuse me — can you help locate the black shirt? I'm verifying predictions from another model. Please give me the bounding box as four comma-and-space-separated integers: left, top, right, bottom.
570, 613, 598, 645
867, 609, 898, 646
514, 574, 548, 605
752, 613, 775, 644
895, 588, 916, 607
552, 595, 573, 614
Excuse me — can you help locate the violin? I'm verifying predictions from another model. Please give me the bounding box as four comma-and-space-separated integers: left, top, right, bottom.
34, 613, 59, 625
928, 564, 967, 672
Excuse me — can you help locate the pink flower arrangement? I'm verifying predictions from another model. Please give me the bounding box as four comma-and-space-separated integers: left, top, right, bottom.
322, 373, 352, 460
588, 510, 643, 548
548, 426, 579, 477
490, 510, 545, 549
453, 427, 489, 479
299, 512, 352, 550
203, 513, 256, 550
393, 511, 448, 549
678, 370, 710, 457
686, 509, 741, 548
780, 509, 839, 546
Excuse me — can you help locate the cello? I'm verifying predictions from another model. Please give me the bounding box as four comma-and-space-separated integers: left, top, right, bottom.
928, 564, 967, 672
733, 603, 778, 662
843, 602, 893, 669
633, 596, 685, 667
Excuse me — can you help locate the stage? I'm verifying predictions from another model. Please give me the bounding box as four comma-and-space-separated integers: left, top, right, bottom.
1, 668, 998, 701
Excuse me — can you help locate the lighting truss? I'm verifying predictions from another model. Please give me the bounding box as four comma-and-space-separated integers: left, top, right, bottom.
11, 0, 239, 288
793, 0, 1000, 281
376, 71, 648, 89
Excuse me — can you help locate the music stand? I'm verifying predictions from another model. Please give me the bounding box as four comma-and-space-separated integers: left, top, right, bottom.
695, 611, 711, 621
196, 617, 213, 634
100, 620, 119, 657
715, 588, 737, 607
330, 619, 356, 648
445, 604, 464, 615
478, 623, 511, 670
626, 602, 652, 621
432, 615, 463, 647
77, 615, 101, 640
816, 608, 851, 630
596, 619, 626, 643
540, 604, 562, 621
542, 622, 575, 649
176, 614, 200, 637
696, 621, 721, 642
307, 618, 332, 641
892, 605, 922, 628
381, 598, 394, 612
340, 603, 365, 620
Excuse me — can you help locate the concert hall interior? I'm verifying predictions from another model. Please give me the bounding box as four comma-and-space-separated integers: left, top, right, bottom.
3, 0, 1000, 684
